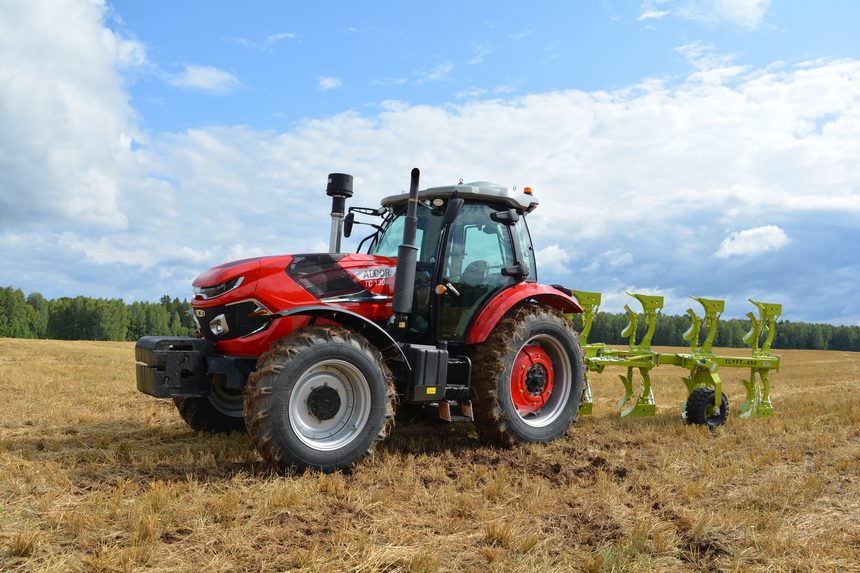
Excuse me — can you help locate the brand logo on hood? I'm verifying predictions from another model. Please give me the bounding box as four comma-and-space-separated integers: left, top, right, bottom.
353, 267, 395, 280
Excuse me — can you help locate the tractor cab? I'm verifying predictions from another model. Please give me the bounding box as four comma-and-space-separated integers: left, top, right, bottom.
358, 181, 540, 346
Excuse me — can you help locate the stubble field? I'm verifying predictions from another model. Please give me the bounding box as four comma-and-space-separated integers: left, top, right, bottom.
0, 338, 858, 572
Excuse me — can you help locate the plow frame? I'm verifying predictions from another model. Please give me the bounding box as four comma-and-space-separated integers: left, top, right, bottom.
570, 290, 781, 424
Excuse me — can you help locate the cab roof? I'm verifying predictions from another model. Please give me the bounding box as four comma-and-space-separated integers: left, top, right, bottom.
380, 181, 539, 213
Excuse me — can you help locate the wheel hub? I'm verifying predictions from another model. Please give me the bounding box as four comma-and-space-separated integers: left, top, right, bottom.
525, 364, 548, 396
511, 346, 555, 414
307, 386, 342, 421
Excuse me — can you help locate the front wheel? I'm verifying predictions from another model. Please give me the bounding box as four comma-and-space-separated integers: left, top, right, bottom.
244, 325, 394, 473
471, 304, 584, 446
685, 387, 729, 427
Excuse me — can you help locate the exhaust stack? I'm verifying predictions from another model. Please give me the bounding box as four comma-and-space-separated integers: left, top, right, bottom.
326, 173, 353, 253
389, 168, 420, 336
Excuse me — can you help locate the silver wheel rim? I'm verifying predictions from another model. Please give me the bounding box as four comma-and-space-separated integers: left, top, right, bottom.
514, 334, 572, 428
209, 385, 244, 418
288, 359, 371, 451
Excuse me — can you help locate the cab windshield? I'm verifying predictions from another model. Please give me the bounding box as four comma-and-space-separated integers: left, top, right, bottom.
369, 206, 445, 265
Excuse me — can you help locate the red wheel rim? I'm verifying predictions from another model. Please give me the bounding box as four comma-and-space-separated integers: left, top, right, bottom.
511, 345, 555, 414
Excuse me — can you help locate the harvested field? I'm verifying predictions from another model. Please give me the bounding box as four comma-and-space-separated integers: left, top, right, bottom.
0, 338, 858, 572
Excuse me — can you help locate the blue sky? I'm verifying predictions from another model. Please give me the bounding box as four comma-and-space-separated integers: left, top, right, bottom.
112, 1, 858, 132
1, 0, 859, 325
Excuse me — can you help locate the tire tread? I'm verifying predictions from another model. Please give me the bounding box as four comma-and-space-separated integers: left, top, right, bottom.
244, 325, 394, 472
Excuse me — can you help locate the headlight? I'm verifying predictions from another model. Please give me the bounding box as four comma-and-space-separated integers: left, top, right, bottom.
209, 314, 229, 337
191, 299, 272, 343
194, 276, 244, 299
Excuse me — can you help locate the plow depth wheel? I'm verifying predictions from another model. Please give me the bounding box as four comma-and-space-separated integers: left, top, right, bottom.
471, 304, 584, 445
244, 326, 393, 473
685, 386, 729, 427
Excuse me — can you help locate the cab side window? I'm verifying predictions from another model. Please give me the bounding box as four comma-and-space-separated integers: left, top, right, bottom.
515, 216, 537, 282
439, 204, 516, 340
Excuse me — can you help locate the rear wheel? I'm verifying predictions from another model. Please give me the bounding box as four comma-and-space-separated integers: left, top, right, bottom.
471, 304, 584, 446
173, 386, 245, 433
685, 387, 729, 427
244, 325, 394, 473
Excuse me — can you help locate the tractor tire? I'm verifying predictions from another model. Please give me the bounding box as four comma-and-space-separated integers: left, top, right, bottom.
470, 303, 584, 446
685, 386, 729, 427
173, 386, 246, 433
244, 325, 394, 473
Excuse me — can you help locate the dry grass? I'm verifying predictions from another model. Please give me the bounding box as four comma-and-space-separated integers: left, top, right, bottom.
0, 338, 858, 572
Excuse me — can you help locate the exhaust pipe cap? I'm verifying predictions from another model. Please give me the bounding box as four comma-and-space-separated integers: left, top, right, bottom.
326, 173, 354, 198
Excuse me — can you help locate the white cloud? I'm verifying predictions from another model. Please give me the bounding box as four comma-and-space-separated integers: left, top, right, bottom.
225, 36, 257, 50
379, 100, 410, 112
673, 41, 749, 84
711, 0, 771, 30
466, 42, 493, 65
456, 86, 487, 99
535, 245, 575, 274
347, 26, 384, 36
638, 10, 670, 21
165, 65, 242, 94
602, 249, 634, 268
226, 33, 299, 52
2, 0, 859, 324
714, 226, 790, 258
643, 0, 771, 30
147, 59, 860, 320
371, 77, 408, 86
317, 76, 342, 91
265, 33, 297, 47
510, 31, 533, 40
415, 61, 454, 84
0, 0, 142, 232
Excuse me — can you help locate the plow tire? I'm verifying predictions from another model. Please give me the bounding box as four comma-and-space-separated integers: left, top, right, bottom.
470, 303, 584, 446
244, 325, 394, 473
173, 388, 246, 433
685, 386, 729, 427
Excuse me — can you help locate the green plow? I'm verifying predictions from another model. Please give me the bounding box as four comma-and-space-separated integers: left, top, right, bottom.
569, 291, 781, 427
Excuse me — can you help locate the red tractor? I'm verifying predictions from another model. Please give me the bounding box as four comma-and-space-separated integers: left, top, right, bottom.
136, 169, 585, 472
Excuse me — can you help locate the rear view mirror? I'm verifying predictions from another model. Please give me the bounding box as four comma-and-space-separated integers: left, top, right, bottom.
343, 212, 355, 238
443, 198, 464, 225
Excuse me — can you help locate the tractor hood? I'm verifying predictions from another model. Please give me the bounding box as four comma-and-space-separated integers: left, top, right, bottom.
192, 257, 265, 300
191, 253, 398, 311
190, 253, 398, 349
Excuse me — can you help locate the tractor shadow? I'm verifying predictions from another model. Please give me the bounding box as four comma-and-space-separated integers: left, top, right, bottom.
4, 418, 274, 483
6, 408, 700, 482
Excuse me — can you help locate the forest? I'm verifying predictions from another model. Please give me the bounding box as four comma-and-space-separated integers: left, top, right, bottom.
1, 285, 858, 350
0, 287, 195, 342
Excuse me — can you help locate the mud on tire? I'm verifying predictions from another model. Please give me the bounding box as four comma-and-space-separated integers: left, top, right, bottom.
470, 303, 584, 446
244, 325, 394, 473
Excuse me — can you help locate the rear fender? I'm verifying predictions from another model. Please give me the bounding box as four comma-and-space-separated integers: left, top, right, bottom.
464, 284, 583, 345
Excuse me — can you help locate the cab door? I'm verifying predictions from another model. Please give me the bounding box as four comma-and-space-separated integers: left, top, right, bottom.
436, 203, 520, 341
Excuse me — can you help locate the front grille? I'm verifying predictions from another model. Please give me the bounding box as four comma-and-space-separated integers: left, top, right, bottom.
194, 299, 271, 342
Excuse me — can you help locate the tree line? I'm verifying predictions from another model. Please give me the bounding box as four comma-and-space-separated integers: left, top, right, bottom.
0, 287, 196, 342
1, 285, 858, 351
568, 311, 860, 352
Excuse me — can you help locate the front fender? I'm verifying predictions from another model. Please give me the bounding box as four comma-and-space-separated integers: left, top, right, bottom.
464, 283, 583, 345
268, 306, 409, 369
